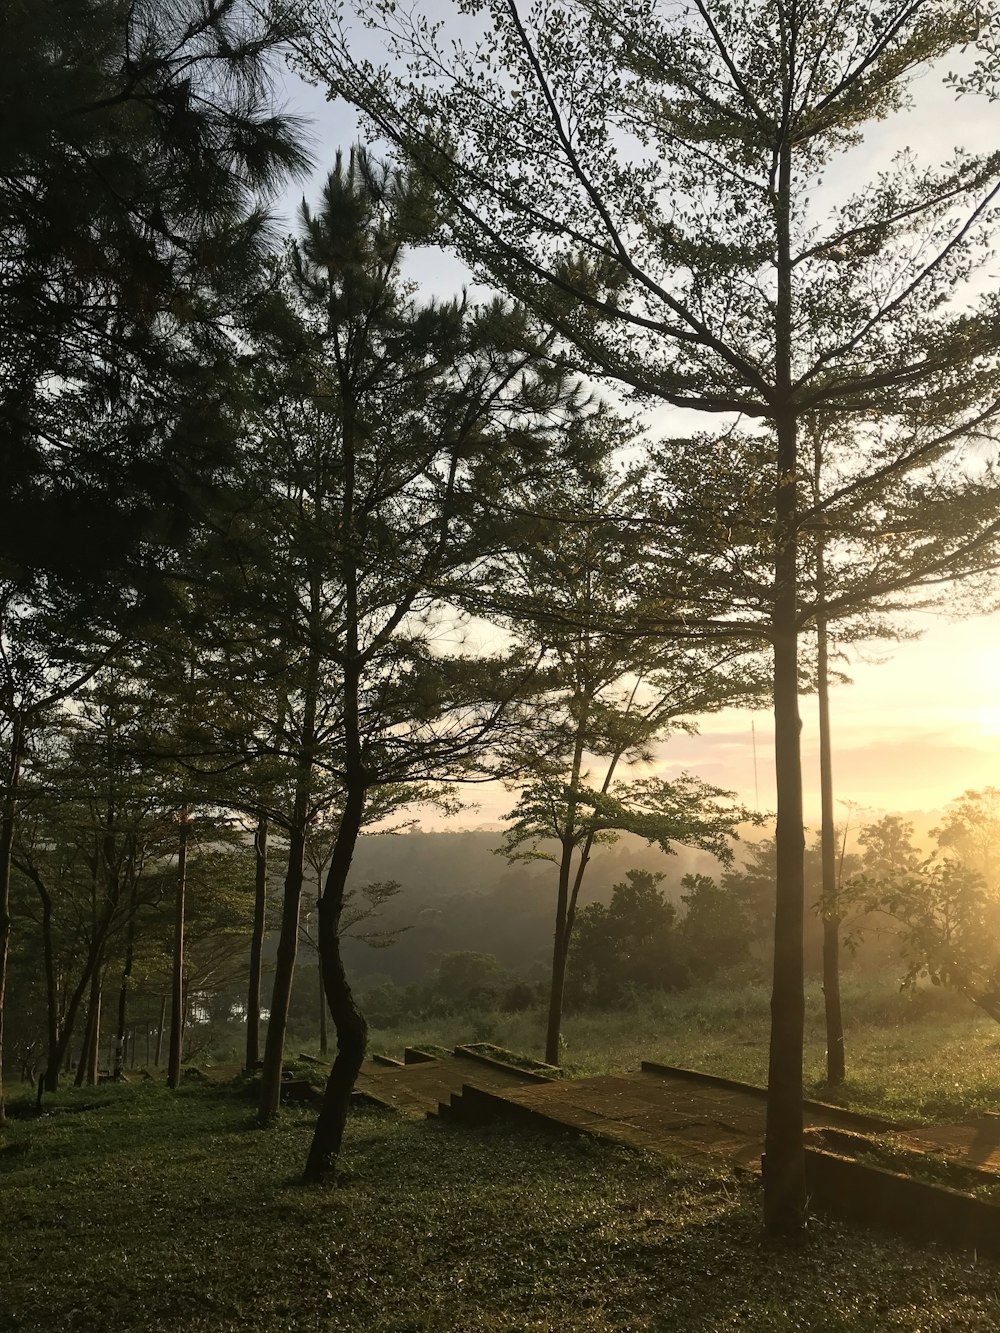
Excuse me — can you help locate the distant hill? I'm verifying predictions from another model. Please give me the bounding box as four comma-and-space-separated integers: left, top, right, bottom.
339, 828, 731, 984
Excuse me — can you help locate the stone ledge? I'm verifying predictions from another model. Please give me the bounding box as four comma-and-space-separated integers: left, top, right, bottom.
453, 1044, 559, 1083
802, 1146, 1000, 1257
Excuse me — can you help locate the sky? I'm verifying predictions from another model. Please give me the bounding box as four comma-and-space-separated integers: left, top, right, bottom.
269, 13, 1000, 832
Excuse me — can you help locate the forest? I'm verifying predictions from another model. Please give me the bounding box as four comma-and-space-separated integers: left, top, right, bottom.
5, 1, 1000, 1325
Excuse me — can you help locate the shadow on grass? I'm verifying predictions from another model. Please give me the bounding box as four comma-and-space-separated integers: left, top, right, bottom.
4, 1091, 1000, 1332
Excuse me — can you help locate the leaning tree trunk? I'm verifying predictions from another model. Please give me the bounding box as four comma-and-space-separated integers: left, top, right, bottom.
245, 812, 268, 1070
258, 809, 308, 1124
46, 943, 100, 1092
167, 815, 189, 1090
303, 778, 367, 1183
318, 944, 328, 1057
0, 712, 24, 1124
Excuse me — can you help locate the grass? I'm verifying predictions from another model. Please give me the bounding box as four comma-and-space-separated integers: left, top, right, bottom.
362, 972, 1000, 1123
4, 1079, 1000, 1331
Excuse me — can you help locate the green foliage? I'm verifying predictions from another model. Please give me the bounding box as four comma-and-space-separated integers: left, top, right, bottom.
679, 873, 751, 981
0, 0, 309, 593
570, 869, 683, 1006
358, 950, 539, 1025
852, 793, 1000, 1019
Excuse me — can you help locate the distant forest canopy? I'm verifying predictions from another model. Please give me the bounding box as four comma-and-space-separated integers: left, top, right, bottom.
336, 827, 727, 984
332, 816, 941, 987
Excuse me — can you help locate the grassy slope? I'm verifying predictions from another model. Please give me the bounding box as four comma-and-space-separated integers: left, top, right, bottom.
3, 1081, 1000, 1332
365, 973, 1000, 1122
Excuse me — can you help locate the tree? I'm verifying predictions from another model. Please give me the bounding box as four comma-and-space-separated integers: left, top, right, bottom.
10, 673, 181, 1092
299, 0, 1000, 1230
280, 152, 599, 1182
678, 873, 751, 982
301, 816, 406, 1055
570, 869, 682, 1006
492, 463, 763, 1062
933, 787, 1000, 886
201, 147, 599, 1172
1, 0, 309, 590
1, 0, 309, 1111
857, 796, 1000, 1021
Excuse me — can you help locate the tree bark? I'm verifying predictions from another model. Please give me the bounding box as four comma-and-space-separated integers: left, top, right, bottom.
48, 963, 92, 1090
763, 106, 807, 1235
155, 993, 166, 1067
245, 812, 268, 1070
259, 644, 320, 1126
817, 588, 845, 1086
258, 811, 308, 1123
0, 711, 24, 1124
544, 838, 574, 1065
764, 408, 807, 1235
113, 911, 136, 1080
38, 879, 61, 1092
167, 815, 188, 1089
77, 971, 103, 1086
318, 940, 328, 1056
303, 777, 367, 1183
542, 687, 590, 1067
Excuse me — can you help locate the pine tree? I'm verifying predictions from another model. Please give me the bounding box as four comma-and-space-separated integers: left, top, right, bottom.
0, 0, 309, 590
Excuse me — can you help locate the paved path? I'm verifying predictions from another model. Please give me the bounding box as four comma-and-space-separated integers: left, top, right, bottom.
357, 1049, 1000, 1181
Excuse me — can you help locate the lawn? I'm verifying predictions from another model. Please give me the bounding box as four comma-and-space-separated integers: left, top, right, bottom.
3, 1078, 1000, 1331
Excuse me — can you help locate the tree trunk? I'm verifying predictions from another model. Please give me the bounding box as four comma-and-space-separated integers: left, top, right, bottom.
167, 815, 188, 1089
761, 105, 807, 1236
318, 942, 328, 1056
303, 780, 367, 1183
113, 912, 136, 1081
39, 881, 60, 1092
258, 814, 307, 1124
544, 838, 574, 1065
542, 690, 591, 1067
259, 645, 320, 1127
77, 971, 103, 1086
764, 407, 807, 1236
245, 812, 268, 1070
817, 597, 845, 1086
74, 981, 94, 1087
0, 712, 24, 1124
155, 994, 166, 1067
44, 933, 105, 1090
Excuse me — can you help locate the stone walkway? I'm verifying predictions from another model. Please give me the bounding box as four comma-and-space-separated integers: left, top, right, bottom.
355, 1048, 1000, 1180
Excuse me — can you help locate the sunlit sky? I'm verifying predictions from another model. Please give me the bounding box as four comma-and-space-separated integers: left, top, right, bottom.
272, 18, 1000, 830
